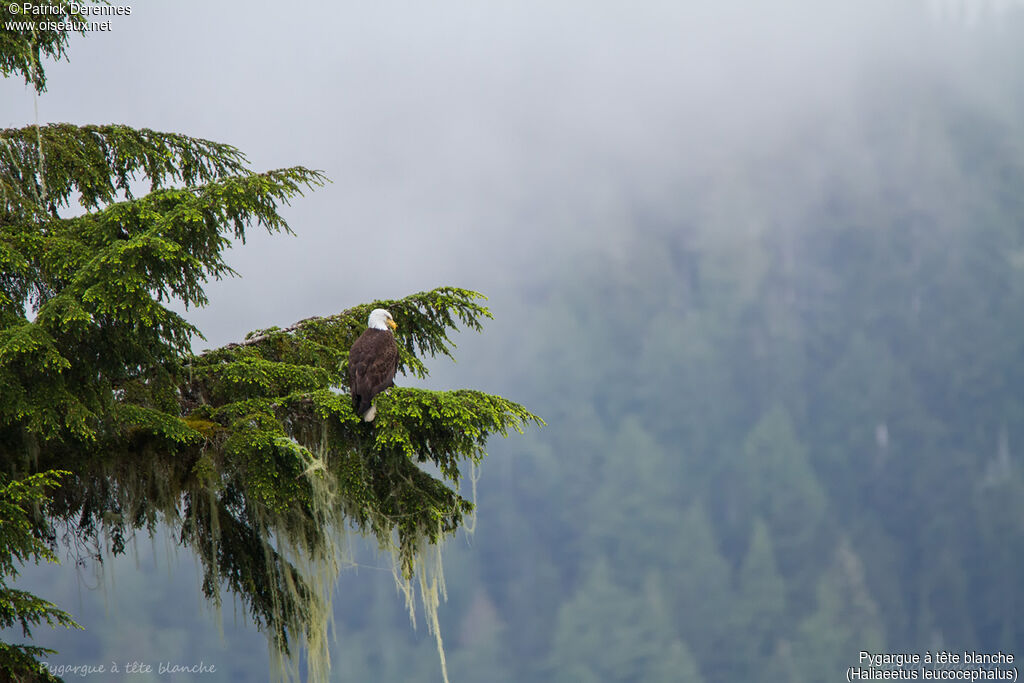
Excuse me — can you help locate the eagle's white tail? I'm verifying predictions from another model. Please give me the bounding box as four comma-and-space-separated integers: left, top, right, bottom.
363, 404, 377, 422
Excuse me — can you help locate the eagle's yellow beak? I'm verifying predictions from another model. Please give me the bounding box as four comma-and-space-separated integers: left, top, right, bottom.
387, 319, 398, 331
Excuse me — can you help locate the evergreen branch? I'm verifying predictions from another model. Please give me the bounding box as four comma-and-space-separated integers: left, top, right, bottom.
0, 471, 69, 576
373, 387, 544, 483
0, 470, 81, 682
222, 315, 335, 349
199, 286, 491, 382
1, 167, 327, 443
0, 124, 255, 219
0, 2, 85, 92
51, 167, 327, 312
0, 642, 63, 682
0, 587, 81, 636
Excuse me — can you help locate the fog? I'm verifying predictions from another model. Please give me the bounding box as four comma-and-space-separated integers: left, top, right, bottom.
4, 1, 1013, 352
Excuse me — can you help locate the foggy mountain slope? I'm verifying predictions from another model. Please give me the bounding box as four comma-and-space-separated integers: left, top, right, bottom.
416, 12, 1024, 680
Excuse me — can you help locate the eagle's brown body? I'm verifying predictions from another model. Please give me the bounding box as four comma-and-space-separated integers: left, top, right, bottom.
348, 311, 399, 421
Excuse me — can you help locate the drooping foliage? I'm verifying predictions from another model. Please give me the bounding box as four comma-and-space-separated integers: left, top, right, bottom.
0, 26, 539, 683
0, 2, 82, 92
0, 470, 79, 683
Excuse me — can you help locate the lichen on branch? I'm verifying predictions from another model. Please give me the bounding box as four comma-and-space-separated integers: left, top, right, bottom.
0, 113, 539, 683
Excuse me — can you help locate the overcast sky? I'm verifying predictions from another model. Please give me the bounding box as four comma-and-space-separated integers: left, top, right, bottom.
1, 0, 1018, 362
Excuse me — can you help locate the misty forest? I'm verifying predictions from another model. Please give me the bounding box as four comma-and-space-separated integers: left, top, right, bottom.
3, 1, 1024, 682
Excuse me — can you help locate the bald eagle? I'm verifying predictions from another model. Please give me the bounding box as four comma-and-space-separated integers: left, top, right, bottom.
348, 308, 399, 422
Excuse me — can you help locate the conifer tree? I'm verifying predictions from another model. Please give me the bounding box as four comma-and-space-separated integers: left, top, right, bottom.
550, 559, 685, 683
0, 15, 539, 681
664, 501, 732, 679
793, 540, 885, 679
732, 518, 787, 679
734, 405, 828, 602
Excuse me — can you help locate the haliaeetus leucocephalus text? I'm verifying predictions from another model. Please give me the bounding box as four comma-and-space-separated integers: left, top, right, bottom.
348, 308, 399, 422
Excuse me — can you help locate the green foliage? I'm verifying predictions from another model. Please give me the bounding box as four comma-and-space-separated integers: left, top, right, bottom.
582, 416, 677, 577
733, 406, 828, 601
0, 470, 81, 682
550, 559, 700, 683
0, 1, 82, 92
664, 502, 733, 681
1, 123, 252, 220
4, 282, 539, 677
0, 37, 538, 683
792, 541, 885, 678
0, 123, 327, 470
732, 519, 787, 680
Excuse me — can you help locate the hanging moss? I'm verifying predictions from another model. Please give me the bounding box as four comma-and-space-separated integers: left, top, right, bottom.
3, 30, 534, 680
0, 109, 541, 680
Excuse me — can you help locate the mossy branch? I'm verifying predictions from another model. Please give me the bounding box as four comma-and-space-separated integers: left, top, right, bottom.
204, 286, 492, 382
0, 99, 537, 680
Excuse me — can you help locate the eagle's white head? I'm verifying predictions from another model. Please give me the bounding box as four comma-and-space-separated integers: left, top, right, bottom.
367, 308, 397, 332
